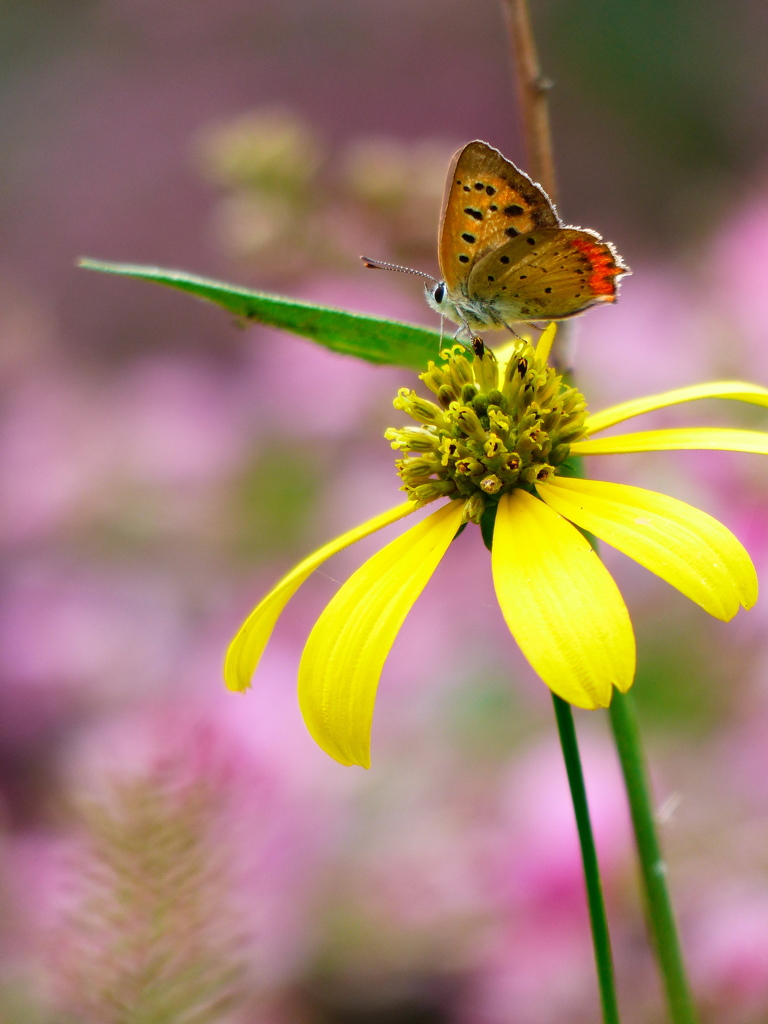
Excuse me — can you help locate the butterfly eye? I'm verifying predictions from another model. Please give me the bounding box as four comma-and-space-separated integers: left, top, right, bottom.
433, 283, 446, 304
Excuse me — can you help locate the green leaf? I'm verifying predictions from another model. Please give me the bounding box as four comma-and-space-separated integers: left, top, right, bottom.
79, 259, 443, 371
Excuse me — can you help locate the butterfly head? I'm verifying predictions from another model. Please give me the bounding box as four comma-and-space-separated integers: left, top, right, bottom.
424, 279, 480, 337
425, 280, 447, 315
425, 279, 500, 337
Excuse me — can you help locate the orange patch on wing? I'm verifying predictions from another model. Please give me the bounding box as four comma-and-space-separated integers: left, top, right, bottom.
570, 237, 621, 300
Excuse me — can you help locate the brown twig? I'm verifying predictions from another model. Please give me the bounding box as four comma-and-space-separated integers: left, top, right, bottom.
502, 0, 574, 371
502, 0, 557, 201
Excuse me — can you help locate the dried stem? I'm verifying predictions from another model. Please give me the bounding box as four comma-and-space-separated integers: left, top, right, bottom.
500, 7, 617, 1022
501, 0, 577, 372
500, 8, 700, 1012
502, 0, 557, 201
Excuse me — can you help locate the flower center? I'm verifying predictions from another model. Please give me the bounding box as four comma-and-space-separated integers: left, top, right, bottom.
385, 340, 589, 523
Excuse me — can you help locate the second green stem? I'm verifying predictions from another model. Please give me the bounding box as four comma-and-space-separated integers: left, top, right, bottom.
608, 690, 699, 1024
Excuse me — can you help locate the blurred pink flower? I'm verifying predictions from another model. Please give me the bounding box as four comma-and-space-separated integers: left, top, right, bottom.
0, 353, 253, 544
0, 373, 110, 543
460, 736, 633, 1024
460, 920, 598, 1024
689, 886, 768, 1015
111, 354, 247, 486
577, 267, 709, 411
0, 562, 187, 709
708, 193, 768, 373
488, 736, 631, 912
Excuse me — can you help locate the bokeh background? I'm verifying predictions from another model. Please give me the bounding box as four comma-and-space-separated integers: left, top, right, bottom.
2, 1, 768, 1021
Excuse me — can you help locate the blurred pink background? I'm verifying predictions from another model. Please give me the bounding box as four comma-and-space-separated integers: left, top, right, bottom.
1, 1, 768, 1021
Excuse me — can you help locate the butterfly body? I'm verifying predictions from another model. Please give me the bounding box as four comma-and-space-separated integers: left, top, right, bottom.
427, 141, 629, 335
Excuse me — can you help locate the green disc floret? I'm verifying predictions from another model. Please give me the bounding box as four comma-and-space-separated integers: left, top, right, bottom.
385, 341, 589, 523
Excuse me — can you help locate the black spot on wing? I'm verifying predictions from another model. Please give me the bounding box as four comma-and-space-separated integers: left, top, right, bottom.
486, 185, 496, 196
504, 204, 524, 217
458, 254, 470, 264
464, 208, 483, 221
461, 233, 476, 243
499, 255, 510, 264
505, 227, 519, 238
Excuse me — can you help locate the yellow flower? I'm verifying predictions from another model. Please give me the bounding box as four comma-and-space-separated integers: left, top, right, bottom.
225, 325, 767, 767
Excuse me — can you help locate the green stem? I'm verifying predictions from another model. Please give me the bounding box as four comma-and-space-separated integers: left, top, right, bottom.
608, 691, 699, 1024
552, 694, 622, 1024
481, 511, 621, 1019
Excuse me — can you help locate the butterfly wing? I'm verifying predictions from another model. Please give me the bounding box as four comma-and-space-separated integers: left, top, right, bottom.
468, 227, 630, 322
438, 141, 560, 293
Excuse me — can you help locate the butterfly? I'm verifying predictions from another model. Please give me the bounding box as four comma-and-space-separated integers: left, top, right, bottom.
363, 140, 629, 340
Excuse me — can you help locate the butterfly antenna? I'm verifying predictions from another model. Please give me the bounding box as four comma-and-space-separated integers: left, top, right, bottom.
360, 256, 437, 283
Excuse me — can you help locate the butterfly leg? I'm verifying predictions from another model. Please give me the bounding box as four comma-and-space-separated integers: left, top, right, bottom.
452, 318, 484, 350
453, 324, 472, 345
501, 321, 523, 340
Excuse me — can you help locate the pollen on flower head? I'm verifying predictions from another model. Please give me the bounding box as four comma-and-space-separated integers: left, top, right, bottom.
386, 342, 589, 523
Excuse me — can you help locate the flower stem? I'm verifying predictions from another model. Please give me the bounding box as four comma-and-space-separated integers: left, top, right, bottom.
552, 694, 622, 1024
608, 691, 700, 1024
482, 509, 621, 1019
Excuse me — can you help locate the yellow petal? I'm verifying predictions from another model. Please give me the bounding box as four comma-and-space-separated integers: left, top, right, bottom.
224, 501, 417, 692
298, 500, 464, 768
537, 477, 758, 620
587, 381, 768, 435
534, 322, 557, 365
491, 490, 635, 708
572, 427, 768, 456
